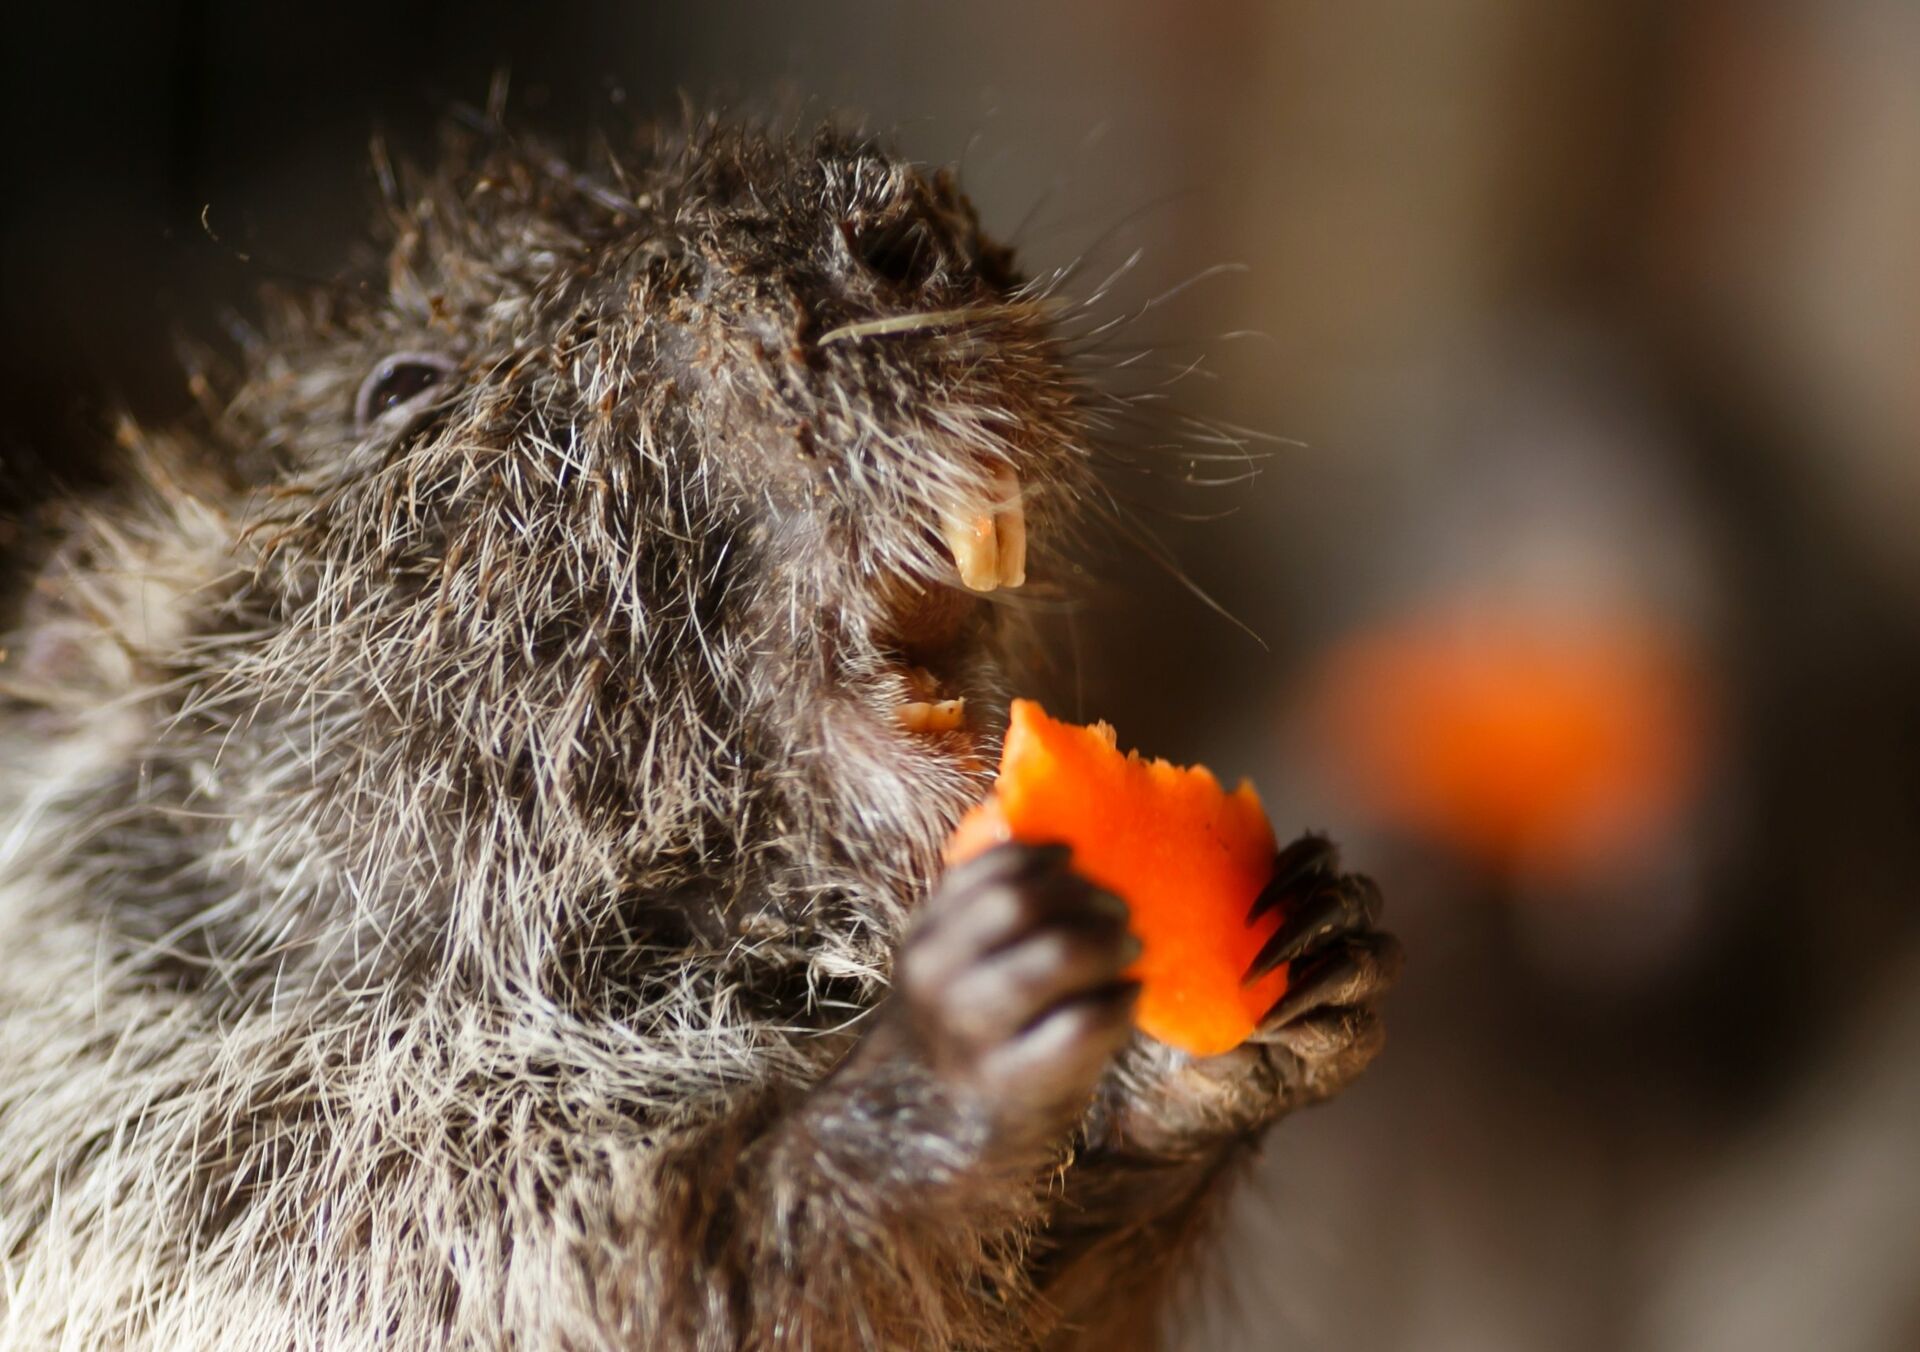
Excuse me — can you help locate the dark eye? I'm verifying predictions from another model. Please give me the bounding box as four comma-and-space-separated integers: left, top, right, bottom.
354, 352, 458, 431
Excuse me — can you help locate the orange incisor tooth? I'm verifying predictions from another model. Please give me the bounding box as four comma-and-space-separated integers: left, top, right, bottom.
941, 467, 1027, 592
990, 466, 1026, 588
896, 699, 967, 734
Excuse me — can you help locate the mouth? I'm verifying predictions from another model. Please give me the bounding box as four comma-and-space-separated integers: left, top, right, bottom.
878, 466, 1029, 739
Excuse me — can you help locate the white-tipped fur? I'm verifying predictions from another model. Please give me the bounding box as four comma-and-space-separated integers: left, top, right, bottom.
0, 119, 1096, 1350
0, 118, 1384, 1351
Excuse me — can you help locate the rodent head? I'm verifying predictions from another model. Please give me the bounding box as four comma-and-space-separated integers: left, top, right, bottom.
208, 120, 1096, 942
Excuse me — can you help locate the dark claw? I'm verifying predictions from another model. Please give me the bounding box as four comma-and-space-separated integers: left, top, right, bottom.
1246, 831, 1338, 923
1257, 931, 1403, 1028
1244, 885, 1343, 982
1243, 871, 1383, 983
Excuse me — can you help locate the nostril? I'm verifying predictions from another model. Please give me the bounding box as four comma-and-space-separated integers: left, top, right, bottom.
842, 216, 938, 292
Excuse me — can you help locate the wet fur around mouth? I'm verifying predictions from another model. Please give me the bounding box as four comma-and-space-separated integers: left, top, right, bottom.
0, 112, 1393, 1350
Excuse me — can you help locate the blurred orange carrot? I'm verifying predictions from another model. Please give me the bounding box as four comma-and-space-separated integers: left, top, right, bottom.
1306, 608, 1708, 879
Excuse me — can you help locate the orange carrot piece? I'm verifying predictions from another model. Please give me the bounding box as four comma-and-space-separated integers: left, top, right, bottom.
947, 700, 1285, 1056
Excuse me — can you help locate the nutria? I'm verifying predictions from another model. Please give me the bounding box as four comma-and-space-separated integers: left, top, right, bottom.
0, 114, 1398, 1350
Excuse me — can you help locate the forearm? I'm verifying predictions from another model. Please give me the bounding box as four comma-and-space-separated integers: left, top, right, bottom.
647, 1030, 1055, 1350
1028, 1049, 1279, 1349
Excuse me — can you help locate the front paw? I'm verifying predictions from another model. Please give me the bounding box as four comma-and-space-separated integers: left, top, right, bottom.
1108, 834, 1401, 1148
1243, 833, 1401, 1109
894, 843, 1141, 1149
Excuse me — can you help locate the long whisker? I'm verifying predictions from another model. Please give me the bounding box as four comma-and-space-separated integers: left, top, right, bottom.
816, 300, 1061, 346
1078, 479, 1268, 651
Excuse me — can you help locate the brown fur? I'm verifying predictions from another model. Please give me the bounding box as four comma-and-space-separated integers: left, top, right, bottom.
0, 116, 1390, 1349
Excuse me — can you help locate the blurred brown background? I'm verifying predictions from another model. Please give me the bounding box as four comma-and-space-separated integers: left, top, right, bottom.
4, 3, 1917, 1348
